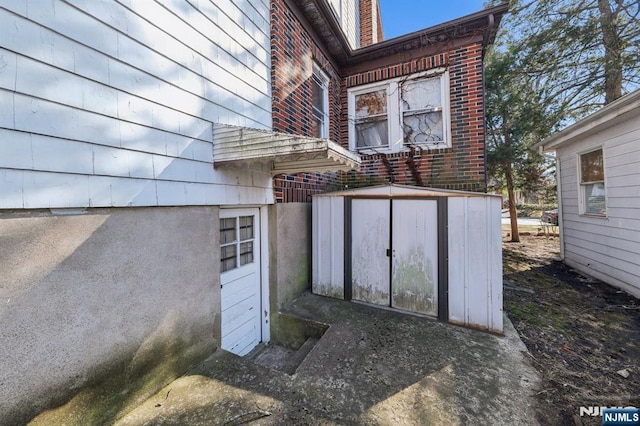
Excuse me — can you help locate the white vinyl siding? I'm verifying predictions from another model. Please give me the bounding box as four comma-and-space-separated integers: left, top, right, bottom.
557, 117, 640, 297
328, 0, 360, 48
0, 0, 273, 209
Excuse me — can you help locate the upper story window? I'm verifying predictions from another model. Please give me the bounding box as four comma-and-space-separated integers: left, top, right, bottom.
348, 69, 450, 153
311, 64, 330, 139
579, 148, 606, 216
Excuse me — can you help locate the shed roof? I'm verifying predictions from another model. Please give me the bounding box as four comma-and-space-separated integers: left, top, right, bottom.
533, 89, 640, 153
313, 183, 502, 198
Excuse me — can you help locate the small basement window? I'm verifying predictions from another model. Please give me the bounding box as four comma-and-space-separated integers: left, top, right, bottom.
579, 148, 606, 216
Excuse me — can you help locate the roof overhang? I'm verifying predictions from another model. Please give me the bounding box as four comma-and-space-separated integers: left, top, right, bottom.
289, 0, 509, 69
213, 124, 361, 175
533, 90, 640, 153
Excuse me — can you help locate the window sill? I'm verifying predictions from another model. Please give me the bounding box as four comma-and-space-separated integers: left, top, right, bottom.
579, 213, 607, 219
352, 143, 452, 156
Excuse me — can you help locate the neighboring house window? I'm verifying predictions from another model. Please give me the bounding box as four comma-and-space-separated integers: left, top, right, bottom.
348, 69, 450, 152
220, 216, 255, 272
311, 64, 330, 139
579, 148, 606, 216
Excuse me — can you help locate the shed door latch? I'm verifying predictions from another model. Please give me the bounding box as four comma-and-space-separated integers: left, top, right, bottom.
386, 248, 391, 257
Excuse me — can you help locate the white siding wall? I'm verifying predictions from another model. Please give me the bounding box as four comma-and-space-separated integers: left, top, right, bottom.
0, 0, 273, 209
327, 0, 360, 48
343, 0, 360, 49
557, 117, 640, 297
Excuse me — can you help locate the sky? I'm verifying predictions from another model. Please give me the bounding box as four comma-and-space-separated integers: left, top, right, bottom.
379, 0, 489, 40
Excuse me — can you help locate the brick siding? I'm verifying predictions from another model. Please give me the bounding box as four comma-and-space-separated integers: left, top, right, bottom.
342, 44, 488, 192
271, 0, 344, 202
271, 0, 488, 202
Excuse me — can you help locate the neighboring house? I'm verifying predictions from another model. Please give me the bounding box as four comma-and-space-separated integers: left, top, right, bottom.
272, 0, 508, 202
0, 0, 507, 423
534, 90, 640, 298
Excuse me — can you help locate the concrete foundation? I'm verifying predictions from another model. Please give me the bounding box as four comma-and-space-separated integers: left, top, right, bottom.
268, 203, 312, 347
0, 207, 221, 424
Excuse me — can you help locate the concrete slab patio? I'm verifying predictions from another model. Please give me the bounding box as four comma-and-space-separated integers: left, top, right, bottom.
117, 293, 540, 425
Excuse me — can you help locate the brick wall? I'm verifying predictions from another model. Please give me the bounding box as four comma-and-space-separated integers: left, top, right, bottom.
271, 0, 488, 201
271, 0, 344, 202
342, 44, 488, 193
359, 0, 382, 47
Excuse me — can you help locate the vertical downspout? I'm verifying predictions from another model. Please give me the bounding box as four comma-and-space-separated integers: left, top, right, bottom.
481, 13, 496, 192
556, 155, 565, 260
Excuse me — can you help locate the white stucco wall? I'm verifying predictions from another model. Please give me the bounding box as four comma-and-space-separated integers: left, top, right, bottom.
0, 0, 274, 208
0, 207, 221, 424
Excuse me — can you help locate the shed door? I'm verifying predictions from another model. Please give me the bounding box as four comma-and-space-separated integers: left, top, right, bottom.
392, 200, 438, 316
350, 199, 439, 317
220, 209, 261, 356
351, 199, 391, 305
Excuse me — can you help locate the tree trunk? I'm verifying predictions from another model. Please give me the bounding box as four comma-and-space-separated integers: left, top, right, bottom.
505, 163, 520, 242
598, 0, 624, 104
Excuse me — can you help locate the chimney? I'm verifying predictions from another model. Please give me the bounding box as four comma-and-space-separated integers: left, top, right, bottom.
359, 0, 384, 47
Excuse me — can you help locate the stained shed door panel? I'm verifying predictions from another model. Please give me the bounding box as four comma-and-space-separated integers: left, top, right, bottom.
351, 199, 391, 305
392, 200, 438, 316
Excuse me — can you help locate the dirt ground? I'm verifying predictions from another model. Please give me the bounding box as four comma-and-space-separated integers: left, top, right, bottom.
503, 235, 640, 425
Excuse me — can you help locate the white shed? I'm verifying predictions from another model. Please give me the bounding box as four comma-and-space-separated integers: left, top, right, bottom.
534, 90, 640, 298
312, 184, 503, 333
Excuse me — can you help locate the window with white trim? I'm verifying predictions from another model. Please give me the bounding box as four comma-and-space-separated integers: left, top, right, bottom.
348, 69, 450, 153
579, 148, 606, 216
311, 64, 330, 139
220, 216, 255, 273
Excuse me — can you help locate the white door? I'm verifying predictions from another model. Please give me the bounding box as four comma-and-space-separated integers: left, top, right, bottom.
220, 208, 261, 356
351, 199, 391, 306
392, 200, 438, 316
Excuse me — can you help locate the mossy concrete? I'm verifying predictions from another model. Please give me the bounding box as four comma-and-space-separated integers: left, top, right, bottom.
0, 207, 220, 424
118, 293, 540, 425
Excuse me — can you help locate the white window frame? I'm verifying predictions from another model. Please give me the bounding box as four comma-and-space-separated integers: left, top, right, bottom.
312, 63, 330, 139
578, 147, 606, 217
348, 69, 451, 154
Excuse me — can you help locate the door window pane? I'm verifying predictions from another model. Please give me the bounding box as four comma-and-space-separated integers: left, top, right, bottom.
220, 218, 237, 244
240, 241, 254, 266
239, 216, 254, 240
221, 244, 237, 272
